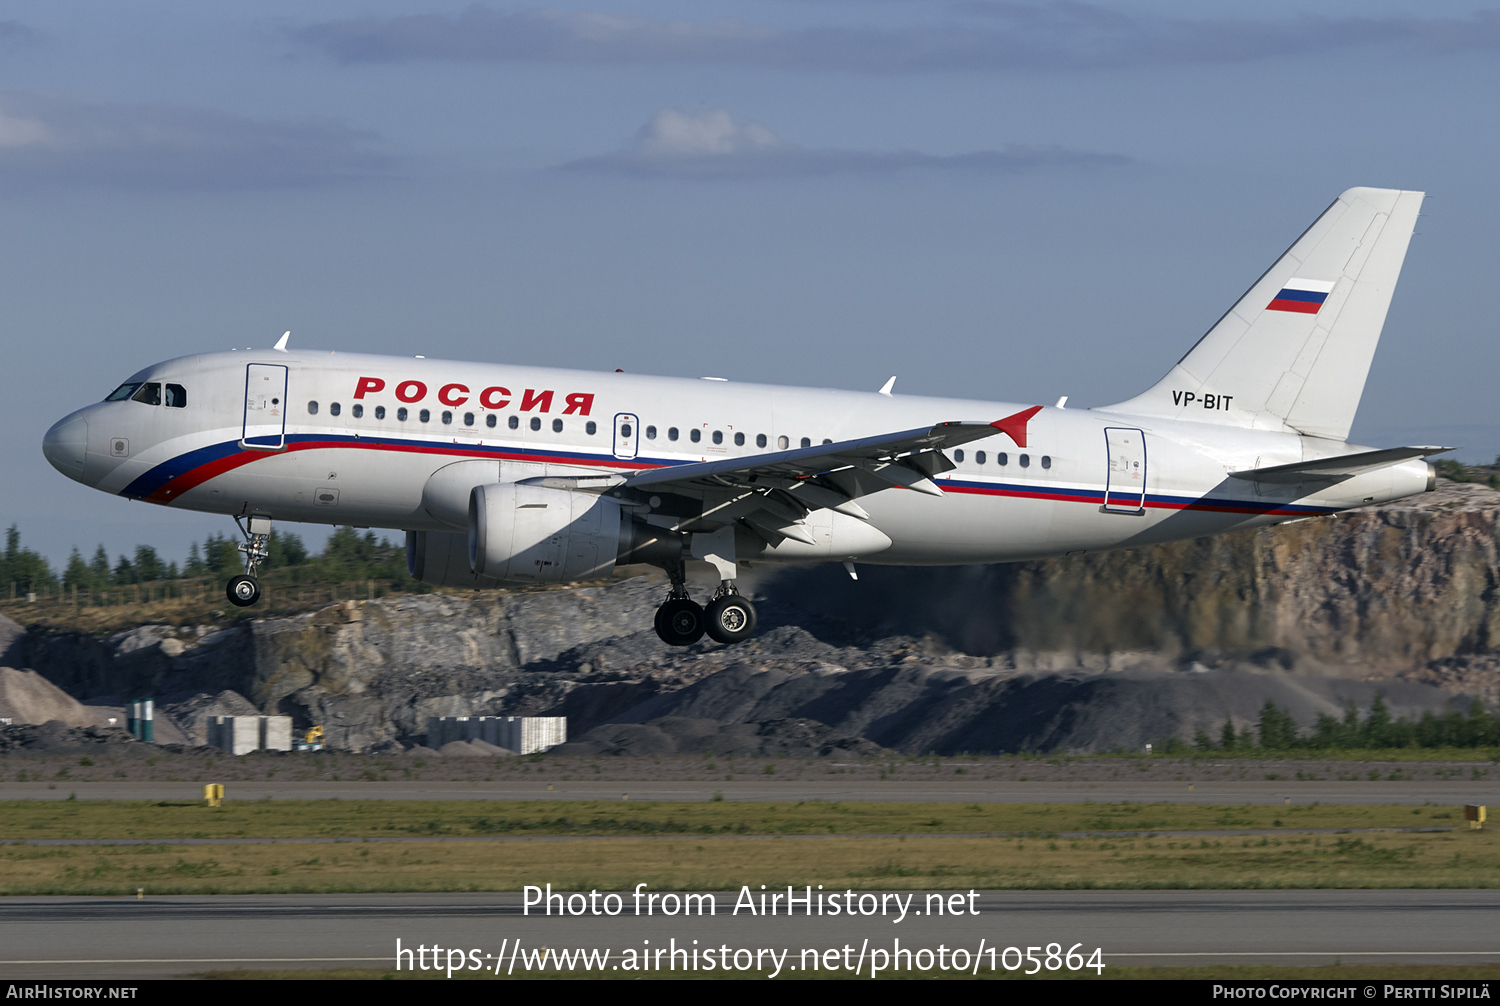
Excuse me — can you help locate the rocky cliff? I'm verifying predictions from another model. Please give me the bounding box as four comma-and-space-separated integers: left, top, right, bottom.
7, 481, 1499, 753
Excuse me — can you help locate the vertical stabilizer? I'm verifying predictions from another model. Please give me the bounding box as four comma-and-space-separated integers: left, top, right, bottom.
1097, 187, 1424, 441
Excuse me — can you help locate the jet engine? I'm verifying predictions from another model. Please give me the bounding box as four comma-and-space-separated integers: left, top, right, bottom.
405, 529, 506, 589
409, 482, 690, 588
470, 481, 693, 583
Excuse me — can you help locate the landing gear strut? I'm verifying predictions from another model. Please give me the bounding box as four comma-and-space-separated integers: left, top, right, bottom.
226, 515, 271, 607
652, 561, 758, 647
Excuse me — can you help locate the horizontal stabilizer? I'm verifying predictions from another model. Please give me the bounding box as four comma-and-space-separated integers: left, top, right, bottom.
1231, 446, 1450, 483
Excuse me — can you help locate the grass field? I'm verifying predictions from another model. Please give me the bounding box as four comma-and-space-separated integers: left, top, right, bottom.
5, 830, 1499, 895
0, 798, 1472, 840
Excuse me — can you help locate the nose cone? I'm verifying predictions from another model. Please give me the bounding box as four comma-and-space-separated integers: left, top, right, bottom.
43, 412, 89, 484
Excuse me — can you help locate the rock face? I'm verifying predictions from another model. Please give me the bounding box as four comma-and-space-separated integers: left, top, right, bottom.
779, 481, 1500, 674
10, 482, 1500, 753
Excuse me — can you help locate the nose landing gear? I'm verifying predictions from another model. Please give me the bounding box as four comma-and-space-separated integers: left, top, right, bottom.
226, 515, 272, 608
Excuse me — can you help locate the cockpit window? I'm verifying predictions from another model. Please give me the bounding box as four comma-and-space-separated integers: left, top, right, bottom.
164, 384, 187, 408
131, 383, 162, 406
105, 382, 141, 402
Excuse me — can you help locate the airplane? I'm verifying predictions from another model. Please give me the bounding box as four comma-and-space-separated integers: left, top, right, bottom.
43, 186, 1445, 647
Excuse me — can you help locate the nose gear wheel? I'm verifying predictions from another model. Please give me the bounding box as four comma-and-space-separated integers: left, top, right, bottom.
226, 574, 261, 607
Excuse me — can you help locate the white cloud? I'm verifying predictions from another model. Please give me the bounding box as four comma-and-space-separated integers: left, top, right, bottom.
0, 91, 391, 190
559, 108, 1127, 179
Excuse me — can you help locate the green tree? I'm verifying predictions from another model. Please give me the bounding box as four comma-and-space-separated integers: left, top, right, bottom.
0, 525, 57, 593
89, 545, 111, 584
1194, 729, 1215, 752
1220, 716, 1237, 751
131, 545, 167, 582
266, 530, 307, 568
1362, 693, 1393, 747
62, 548, 93, 590
111, 553, 136, 585
1257, 700, 1299, 749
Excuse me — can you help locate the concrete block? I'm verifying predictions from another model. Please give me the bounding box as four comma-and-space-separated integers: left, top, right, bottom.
208, 715, 262, 755
260, 716, 292, 752
427, 715, 566, 755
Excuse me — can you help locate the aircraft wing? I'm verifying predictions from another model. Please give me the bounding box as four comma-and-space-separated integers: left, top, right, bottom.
524, 418, 1014, 545
614, 420, 1005, 542
1231, 445, 1451, 484
625, 420, 1003, 498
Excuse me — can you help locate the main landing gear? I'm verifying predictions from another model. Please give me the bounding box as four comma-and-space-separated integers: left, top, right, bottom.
653, 562, 758, 647
226, 515, 272, 608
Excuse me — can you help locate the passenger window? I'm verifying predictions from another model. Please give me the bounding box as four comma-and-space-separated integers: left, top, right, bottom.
668, 427, 679, 441
307, 401, 319, 415
975, 451, 985, 464
1019, 454, 1030, 468
998, 452, 1008, 466
586, 421, 597, 435
441, 411, 452, 425
645, 426, 656, 439
397, 407, 407, 421
419, 409, 430, 423
132, 383, 161, 406
800, 438, 811, 448
552, 418, 563, 433
778, 436, 789, 450
1041, 455, 1052, 469
690, 429, 702, 443
330, 402, 341, 417
164, 384, 187, 408
756, 434, 766, 448
105, 382, 142, 402
712, 431, 723, 445
374, 405, 385, 419
352, 404, 363, 419
954, 449, 965, 463
822, 439, 832, 445
486, 414, 496, 428
734, 432, 745, 446
620, 423, 631, 437
463, 412, 474, 427
509, 416, 519, 430
530, 417, 541, 431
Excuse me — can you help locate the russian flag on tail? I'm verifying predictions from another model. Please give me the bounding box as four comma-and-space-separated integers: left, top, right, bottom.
1267, 278, 1336, 314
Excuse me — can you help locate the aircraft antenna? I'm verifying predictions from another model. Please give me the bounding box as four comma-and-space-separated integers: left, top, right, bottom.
274, 331, 291, 352
878, 376, 896, 396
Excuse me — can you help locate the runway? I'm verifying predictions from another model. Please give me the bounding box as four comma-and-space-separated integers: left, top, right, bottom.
1, 779, 1495, 805
2, 890, 1497, 979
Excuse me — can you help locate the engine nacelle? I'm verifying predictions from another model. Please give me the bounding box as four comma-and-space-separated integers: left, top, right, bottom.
469, 483, 626, 583
406, 530, 506, 589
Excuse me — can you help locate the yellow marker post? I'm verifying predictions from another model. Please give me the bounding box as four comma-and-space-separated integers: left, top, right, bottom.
1465, 805, 1486, 830
203, 783, 224, 807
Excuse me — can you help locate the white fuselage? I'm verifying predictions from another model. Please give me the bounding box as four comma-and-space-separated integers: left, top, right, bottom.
44, 349, 1432, 566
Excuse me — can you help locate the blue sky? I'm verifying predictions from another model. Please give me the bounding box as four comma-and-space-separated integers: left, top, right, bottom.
5, 1, 1499, 567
